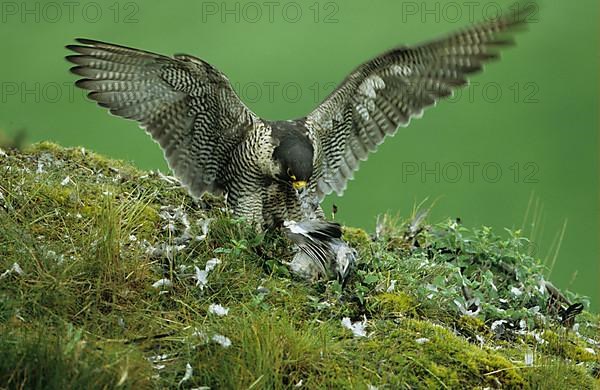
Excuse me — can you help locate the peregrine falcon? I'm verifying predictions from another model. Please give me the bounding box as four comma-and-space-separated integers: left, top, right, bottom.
67, 7, 530, 279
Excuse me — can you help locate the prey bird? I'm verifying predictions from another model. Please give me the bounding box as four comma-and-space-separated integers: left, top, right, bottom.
67, 6, 532, 281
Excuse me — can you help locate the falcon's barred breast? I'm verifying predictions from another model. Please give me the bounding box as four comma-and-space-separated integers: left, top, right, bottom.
67, 7, 531, 279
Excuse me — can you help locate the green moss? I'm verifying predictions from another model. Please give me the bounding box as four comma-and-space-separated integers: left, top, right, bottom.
28, 141, 140, 177
372, 292, 417, 316
343, 226, 371, 248
356, 318, 526, 388
455, 315, 490, 340
0, 143, 598, 388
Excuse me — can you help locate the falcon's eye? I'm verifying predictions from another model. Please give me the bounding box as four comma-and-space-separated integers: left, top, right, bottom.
287, 168, 296, 180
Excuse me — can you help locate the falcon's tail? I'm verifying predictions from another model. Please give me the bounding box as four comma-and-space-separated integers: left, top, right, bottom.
283, 220, 356, 282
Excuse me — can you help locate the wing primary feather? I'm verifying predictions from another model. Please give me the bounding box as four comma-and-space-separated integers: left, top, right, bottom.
67, 38, 257, 198
306, 3, 533, 200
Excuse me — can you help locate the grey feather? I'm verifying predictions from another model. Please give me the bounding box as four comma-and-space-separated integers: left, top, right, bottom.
283, 220, 355, 282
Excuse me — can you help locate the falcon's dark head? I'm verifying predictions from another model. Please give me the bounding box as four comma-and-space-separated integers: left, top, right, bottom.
272, 124, 314, 191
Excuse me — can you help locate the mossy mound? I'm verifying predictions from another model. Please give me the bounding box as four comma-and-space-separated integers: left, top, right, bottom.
0, 142, 598, 389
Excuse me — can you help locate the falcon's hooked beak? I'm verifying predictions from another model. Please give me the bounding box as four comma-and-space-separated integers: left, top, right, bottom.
292, 180, 307, 191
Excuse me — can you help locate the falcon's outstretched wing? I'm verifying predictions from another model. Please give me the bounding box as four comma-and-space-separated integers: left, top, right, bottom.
67, 38, 258, 197
306, 6, 533, 200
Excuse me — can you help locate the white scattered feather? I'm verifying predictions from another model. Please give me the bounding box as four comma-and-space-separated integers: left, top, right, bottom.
425, 283, 438, 299
147, 353, 170, 363
530, 330, 546, 345
579, 331, 598, 346
178, 363, 193, 386
584, 347, 596, 355
211, 334, 231, 348
491, 320, 507, 333
60, 176, 72, 186
454, 298, 481, 316
519, 319, 527, 330
538, 279, 547, 295
341, 316, 367, 338
208, 303, 229, 316
195, 267, 209, 289
415, 337, 429, 344
152, 278, 172, 289
205, 258, 221, 272
196, 218, 212, 241
524, 349, 534, 366
510, 287, 523, 296
375, 215, 384, 240
55, 254, 66, 265
256, 286, 269, 294
165, 221, 176, 233
36, 160, 46, 174
1, 263, 24, 279
181, 213, 190, 229
585, 337, 599, 346
476, 334, 485, 348
0, 148, 6, 157
294, 379, 303, 387
195, 258, 221, 290
528, 306, 540, 315
317, 301, 332, 308
386, 280, 397, 293
11, 263, 23, 275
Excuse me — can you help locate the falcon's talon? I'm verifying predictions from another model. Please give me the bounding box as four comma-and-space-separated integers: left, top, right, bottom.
68, 6, 531, 281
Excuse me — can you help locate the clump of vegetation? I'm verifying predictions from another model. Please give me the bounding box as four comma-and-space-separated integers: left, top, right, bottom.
0, 142, 598, 389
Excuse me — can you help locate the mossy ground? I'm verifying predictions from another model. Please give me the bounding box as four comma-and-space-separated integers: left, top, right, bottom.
0, 142, 598, 389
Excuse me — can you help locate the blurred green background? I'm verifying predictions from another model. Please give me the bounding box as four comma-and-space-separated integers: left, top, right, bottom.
0, 0, 597, 309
